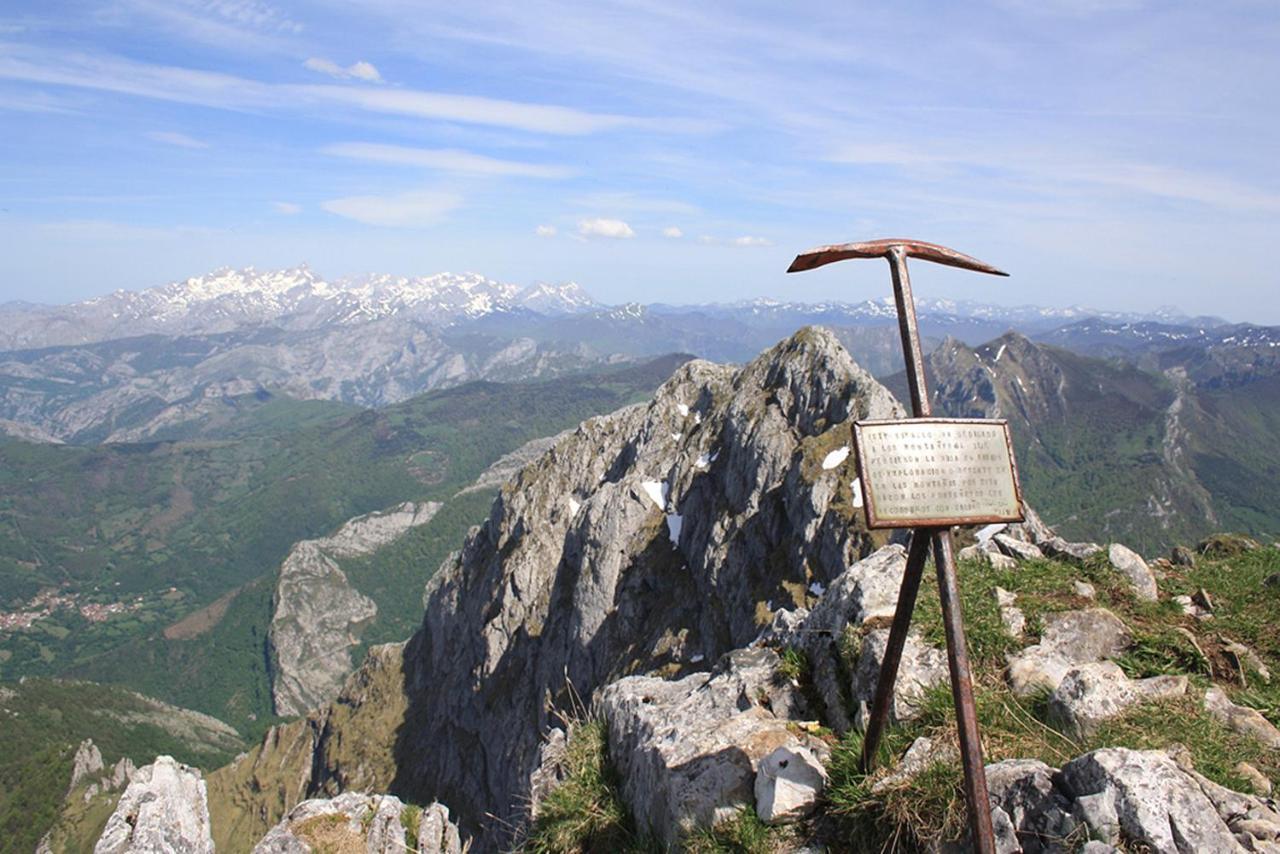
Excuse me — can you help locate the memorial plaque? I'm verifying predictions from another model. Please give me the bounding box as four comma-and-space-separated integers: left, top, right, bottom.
853, 418, 1024, 529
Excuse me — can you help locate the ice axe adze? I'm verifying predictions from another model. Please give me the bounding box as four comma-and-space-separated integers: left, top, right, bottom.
788, 238, 1008, 854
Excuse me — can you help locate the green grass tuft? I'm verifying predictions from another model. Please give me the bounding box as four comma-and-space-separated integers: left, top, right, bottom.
523, 720, 655, 854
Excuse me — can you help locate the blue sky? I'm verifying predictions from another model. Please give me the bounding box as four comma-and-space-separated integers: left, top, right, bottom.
1, 1, 1277, 321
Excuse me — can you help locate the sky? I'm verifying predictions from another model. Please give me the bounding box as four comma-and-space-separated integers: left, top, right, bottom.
0, 1, 1277, 321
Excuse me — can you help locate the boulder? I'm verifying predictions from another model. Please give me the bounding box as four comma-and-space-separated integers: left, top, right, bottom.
1006, 608, 1132, 696
1171, 545, 1197, 567
1040, 537, 1103, 566
596, 647, 824, 844
1205, 687, 1280, 750
754, 745, 827, 824
984, 759, 1080, 853
994, 534, 1044, 562
1046, 662, 1186, 739
851, 629, 949, 724
1056, 748, 1241, 851
251, 792, 462, 854
1106, 543, 1158, 601
1072, 580, 1096, 600
95, 756, 214, 854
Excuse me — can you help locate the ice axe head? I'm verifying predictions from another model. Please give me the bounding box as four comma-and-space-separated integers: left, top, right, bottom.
787, 238, 1008, 276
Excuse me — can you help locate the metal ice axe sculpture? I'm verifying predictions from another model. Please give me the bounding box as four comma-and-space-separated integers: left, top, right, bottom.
788, 239, 1009, 854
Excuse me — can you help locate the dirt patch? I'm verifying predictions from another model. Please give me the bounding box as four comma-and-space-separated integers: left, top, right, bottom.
163, 585, 243, 640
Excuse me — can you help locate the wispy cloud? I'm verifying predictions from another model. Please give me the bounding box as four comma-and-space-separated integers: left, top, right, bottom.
0, 46, 687, 136
534, 224, 556, 237
321, 190, 461, 227
272, 201, 301, 214
303, 58, 383, 83
147, 130, 208, 148
662, 226, 683, 238
323, 142, 571, 178
578, 218, 635, 239
692, 234, 773, 247
116, 0, 303, 53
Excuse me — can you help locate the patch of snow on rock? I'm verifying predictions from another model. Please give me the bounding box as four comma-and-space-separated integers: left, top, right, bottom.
641, 480, 668, 510
821, 446, 850, 470
666, 513, 683, 546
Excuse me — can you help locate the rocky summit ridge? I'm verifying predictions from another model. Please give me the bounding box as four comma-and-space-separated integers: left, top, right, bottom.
67, 327, 1280, 853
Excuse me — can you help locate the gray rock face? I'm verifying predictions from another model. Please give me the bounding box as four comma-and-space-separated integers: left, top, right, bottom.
68, 738, 105, 796
1007, 608, 1132, 696
1107, 543, 1159, 601
851, 629, 949, 725
252, 792, 463, 854
596, 648, 822, 844
94, 756, 213, 854
784, 544, 909, 732
387, 328, 902, 843
985, 759, 1079, 853
1047, 662, 1187, 739
1056, 748, 1242, 852
269, 501, 441, 716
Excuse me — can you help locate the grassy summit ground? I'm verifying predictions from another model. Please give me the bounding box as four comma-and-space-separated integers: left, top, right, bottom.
527, 540, 1280, 852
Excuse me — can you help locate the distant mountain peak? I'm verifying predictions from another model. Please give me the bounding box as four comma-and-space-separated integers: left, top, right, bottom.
516, 281, 597, 314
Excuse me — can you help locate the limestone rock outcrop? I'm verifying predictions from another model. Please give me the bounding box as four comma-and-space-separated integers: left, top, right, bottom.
596, 648, 824, 844
252, 792, 463, 854
94, 756, 214, 854
269, 501, 440, 716
1006, 608, 1132, 696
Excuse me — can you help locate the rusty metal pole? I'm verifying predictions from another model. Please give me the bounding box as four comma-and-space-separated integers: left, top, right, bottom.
859, 529, 929, 770
870, 246, 996, 853
787, 238, 1006, 853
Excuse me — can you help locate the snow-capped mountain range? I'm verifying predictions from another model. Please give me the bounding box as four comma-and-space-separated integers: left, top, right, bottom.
0, 266, 598, 351
0, 264, 1234, 355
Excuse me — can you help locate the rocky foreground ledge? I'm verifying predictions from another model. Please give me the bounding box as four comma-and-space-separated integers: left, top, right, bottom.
67, 328, 1280, 852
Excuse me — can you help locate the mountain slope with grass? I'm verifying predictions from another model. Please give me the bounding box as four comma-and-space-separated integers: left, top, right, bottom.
0, 356, 686, 731
888, 332, 1280, 552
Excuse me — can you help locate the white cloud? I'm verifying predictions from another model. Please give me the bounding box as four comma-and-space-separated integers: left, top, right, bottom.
535, 224, 557, 237
321, 190, 461, 227
697, 235, 717, 245
304, 57, 383, 83
322, 142, 571, 178
732, 235, 772, 247
147, 130, 208, 148
577, 218, 635, 239
662, 226, 683, 238
273, 201, 301, 214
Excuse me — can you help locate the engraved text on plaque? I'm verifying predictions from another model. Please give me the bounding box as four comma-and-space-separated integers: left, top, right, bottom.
852, 418, 1024, 529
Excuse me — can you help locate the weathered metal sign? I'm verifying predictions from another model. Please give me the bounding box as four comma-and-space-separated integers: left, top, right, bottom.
853, 418, 1024, 529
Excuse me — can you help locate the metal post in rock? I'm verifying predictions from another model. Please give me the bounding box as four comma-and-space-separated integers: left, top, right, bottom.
788, 238, 1016, 854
